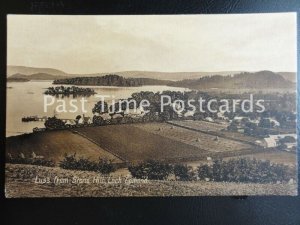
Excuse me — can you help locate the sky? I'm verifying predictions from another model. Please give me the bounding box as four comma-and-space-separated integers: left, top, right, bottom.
7, 13, 297, 74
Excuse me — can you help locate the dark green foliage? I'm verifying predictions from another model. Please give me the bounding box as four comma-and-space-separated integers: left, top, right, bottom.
92, 101, 108, 114
59, 153, 78, 170
6, 154, 55, 167
97, 159, 116, 175
44, 116, 66, 130
173, 164, 195, 181
259, 118, 273, 128
92, 115, 105, 125
53, 74, 172, 87
128, 160, 173, 180
197, 158, 295, 183
172, 71, 294, 89
44, 85, 95, 96
227, 120, 239, 131
197, 164, 212, 180
59, 153, 116, 175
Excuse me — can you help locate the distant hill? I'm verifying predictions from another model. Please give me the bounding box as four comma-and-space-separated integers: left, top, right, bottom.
9, 73, 68, 80
7, 66, 245, 80
7, 76, 30, 82
6, 66, 296, 85
94, 71, 245, 81
277, 72, 297, 83
53, 74, 174, 86
7, 66, 67, 76
172, 71, 295, 89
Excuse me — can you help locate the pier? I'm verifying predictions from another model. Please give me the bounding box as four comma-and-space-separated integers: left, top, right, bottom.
21, 116, 76, 123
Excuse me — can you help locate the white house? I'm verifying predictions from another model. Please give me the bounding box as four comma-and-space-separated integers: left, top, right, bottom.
205, 117, 214, 122
263, 134, 296, 148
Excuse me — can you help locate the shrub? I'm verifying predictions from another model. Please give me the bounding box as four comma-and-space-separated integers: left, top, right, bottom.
197, 158, 295, 183
173, 164, 195, 181
93, 115, 105, 126
59, 153, 79, 170
44, 116, 66, 130
59, 153, 116, 175
97, 159, 116, 174
197, 164, 212, 180
128, 160, 173, 180
6, 154, 55, 167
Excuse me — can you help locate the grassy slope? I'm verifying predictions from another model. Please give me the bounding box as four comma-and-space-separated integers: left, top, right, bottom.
6, 130, 122, 163
74, 125, 210, 162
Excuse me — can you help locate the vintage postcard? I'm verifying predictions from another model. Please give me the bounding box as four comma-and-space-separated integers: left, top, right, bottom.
5, 14, 297, 197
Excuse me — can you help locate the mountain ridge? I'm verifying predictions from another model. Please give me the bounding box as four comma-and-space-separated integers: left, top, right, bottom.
52, 71, 294, 89
7, 65, 296, 83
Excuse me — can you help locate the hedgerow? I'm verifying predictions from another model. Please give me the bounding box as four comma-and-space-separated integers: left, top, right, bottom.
59, 153, 116, 175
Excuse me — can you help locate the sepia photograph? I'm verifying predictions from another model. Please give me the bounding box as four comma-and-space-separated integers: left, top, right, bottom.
5, 13, 297, 197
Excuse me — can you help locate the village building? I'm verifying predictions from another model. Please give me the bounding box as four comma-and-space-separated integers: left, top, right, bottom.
205, 117, 214, 122
263, 134, 296, 148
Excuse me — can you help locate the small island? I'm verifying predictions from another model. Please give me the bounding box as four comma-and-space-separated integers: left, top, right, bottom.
44, 86, 96, 96
53, 74, 173, 86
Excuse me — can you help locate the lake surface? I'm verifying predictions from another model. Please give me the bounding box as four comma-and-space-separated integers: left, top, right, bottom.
6, 81, 189, 137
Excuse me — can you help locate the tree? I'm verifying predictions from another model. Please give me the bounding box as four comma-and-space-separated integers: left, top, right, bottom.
93, 115, 105, 126
259, 118, 272, 128
97, 159, 116, 174
128, 160, 173, 180
174, 164, 194, 181
92, 101, 108, 114
44, 116, 66, 130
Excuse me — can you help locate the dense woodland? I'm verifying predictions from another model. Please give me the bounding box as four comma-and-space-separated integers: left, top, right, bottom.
172, 71, 294, 89
52, 71, 294, 89
53, 74, 173, 86
44, 86, 96, 96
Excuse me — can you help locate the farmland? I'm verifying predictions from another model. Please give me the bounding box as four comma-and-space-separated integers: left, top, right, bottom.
232, 150, 297, 167
74, 125, 210, 163
167, 120, 260, 144
133, 123, 254, 153
6, 130, 122, 163
7, 122, 293, 167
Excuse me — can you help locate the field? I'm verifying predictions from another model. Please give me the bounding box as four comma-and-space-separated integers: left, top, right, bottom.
6, 122, 295, 166
234, 150, 297, 167
74, 125, 210, 163
6, 130, 122, 163
168, 120, 260, 144
133, 123, 254, 153
5, 164, 297, 197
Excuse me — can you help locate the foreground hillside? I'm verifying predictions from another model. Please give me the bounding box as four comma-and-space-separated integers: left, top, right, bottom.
6, 130, 122, 163
5, 164, 297, 197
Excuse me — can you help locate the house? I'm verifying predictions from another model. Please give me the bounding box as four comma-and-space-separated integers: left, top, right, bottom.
184, 110, 195, 118
112, 113, 123, 119
217, 112, 226, 120
205, 117, 214, 122
233, 116, 246, 123
123, 106, 145, 118
65, 120, 76, 126
263, 134, 296, 148
263, 137, 278, 148
99, 113, 112, 121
